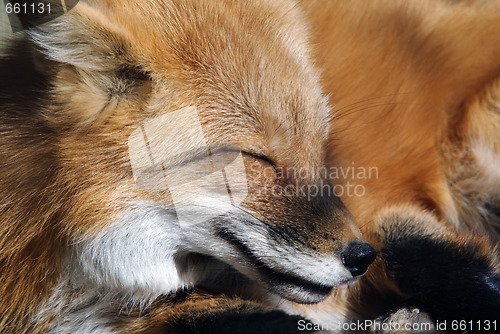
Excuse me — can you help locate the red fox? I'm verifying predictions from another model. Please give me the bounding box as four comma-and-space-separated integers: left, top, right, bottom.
0, 0, 499, 333
0, 0, 373, 333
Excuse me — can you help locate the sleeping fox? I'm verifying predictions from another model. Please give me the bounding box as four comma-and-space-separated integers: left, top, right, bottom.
0, 0, 373, 332
0, 0, 499, 333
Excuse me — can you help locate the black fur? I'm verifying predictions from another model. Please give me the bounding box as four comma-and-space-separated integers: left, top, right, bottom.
380, 219, 500, 323
169, 310, 313, 334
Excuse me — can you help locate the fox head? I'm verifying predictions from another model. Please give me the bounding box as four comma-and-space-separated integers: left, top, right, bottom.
26, 0, 375, 304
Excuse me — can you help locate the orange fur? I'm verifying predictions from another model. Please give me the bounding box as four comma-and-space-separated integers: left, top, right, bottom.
301, 0, 500, 322
1, 1, 363, 332
2, 0, 500, 332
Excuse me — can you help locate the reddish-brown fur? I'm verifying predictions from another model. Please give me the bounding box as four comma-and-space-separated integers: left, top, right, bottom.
303, 0, 500, 229
1, 1, 358, 332
1, 0, 500, 332
301, 0, 500, 321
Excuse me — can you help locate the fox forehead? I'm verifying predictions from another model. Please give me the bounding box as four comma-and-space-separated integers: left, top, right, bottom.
34, 0, 331, 168
118, 0, 332, 168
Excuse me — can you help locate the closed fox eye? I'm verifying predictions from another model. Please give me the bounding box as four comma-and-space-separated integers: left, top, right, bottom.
242, 152, 280, 179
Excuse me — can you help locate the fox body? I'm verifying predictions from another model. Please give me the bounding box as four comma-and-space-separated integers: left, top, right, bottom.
1, 0, 500, 333
301, 0, 500, 325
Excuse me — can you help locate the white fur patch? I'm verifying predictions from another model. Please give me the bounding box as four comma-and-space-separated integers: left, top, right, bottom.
73, 205, 202, 299
35, 197, 353, 332
71, 202, 352, 300
472, 142, 500, 188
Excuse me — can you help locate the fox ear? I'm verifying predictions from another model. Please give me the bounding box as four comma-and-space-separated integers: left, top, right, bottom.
28, 2, 152, 126
28, 2, 132, 71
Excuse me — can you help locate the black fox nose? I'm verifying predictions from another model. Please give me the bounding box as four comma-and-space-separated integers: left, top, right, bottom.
342, 242, 376, 276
